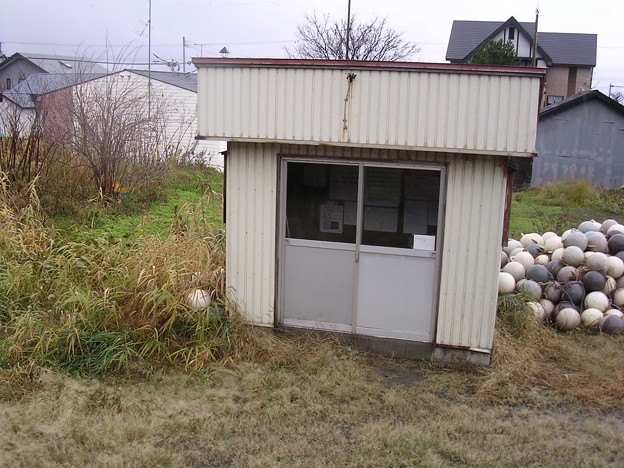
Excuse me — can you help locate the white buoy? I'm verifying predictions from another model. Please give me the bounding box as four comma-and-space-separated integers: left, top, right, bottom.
535, 254, 550, 265
561, 246, 585, 267
539, 299, 555, 319
578, 220, 601, 233
607, 224, 624, 236
551, 248, 565, 262
605, 309, 624, 319
581, 308, 603, 328
563, 232, 588, 251
511, 251, 535, 270
521, 233, 545, 247
186, 289, 212, 309
585, 252, 608, 272
606, 256, 624, 279
612, 288, 624, 307
501, 251, 509, 268
503, 239, 523, 256
527, 301, 547, 321
542, 231, 558, 241
544, 236, 563, 253
498, 272, 516, 294
502, 261, 526, 282
556, 308, 581, 331
603, 276, 617, 295
584, 291, 610, 312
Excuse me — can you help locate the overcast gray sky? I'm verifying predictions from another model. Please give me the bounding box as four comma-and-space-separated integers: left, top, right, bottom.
1, 0, 622, 94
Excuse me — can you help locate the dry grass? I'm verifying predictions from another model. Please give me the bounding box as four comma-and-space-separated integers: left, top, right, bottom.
1, 329, 623, 467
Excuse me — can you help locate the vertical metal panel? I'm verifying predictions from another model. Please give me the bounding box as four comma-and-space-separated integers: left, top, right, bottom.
435, 155, 506, 350
226, 142, 277, 325
226, 142, 504, 350
197, 67, 541, 155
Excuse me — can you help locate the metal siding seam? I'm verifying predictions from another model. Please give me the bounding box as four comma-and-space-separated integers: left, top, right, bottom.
446, 74, 458, 149
488, 77, 501, 151
469, 158, 490, 347
497, 77, 510, 151
468, 76, 479, 150
507, 77, 520, 153
387, 72, 397, 145
266, 145, 278, 325
458, 75, 470, 149
417, 74, 428, 147
405, 74, 415, 147
437, 157, 459, 345
427, 74, 438, 147
452, 157, 472, 346
476, 161, 504, 348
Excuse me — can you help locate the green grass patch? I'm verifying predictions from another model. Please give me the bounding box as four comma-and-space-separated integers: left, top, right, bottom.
510, 181, 624, 237
51, 167, 224, 241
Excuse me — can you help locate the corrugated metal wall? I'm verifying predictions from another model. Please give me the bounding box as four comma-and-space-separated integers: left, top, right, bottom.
532, 99, 624, 189
198, 66, 540, 156
227, 142, 506, 351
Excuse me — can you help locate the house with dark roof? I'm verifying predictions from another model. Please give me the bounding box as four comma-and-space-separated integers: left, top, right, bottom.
531, 90, 624, 189
0, 52, 106, 93
446, 16, 597, 107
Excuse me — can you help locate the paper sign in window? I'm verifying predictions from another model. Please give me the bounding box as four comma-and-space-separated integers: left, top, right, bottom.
319, 203, 344, 233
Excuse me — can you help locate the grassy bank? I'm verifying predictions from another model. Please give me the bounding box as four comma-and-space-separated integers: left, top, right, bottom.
2, 175, 624, 467
509, 181, 624, 238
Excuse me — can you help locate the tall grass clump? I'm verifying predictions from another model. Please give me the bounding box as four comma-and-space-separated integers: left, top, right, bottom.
478, 291, 624, 409
0, 172, 230, 380
532, 180, 600, 207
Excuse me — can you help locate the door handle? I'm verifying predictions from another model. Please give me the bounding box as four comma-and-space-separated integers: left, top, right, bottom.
355, 250, 360, 263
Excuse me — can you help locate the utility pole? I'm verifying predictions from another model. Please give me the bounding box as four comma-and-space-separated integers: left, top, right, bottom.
183, 36, 186, 73
345, 0, 352, 60
532, 9, 539, 67
148, 0, 152, 117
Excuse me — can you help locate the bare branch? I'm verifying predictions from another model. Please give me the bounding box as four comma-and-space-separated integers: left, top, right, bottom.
286, 14, 419, 61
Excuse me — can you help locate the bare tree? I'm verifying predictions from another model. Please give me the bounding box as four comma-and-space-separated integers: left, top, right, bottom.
58, 70, 173, 198
287, 14, 419, 61
611, 90, 624, 104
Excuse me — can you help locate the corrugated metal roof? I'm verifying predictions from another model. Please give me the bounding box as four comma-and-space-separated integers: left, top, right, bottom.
130, 70, 197, 92
193, 57, 545, 77
9, 52, 107, 74
539, 89, 624, 118
446, 17, 596, 67
2, 72, 104, 108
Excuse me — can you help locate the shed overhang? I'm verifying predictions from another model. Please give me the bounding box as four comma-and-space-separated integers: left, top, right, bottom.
193, 58, 544, 157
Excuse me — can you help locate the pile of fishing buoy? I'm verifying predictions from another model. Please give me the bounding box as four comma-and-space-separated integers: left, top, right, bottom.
499, 219, 624, 334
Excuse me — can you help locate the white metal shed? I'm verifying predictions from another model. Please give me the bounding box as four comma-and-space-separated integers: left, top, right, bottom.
193, 58, 544, 364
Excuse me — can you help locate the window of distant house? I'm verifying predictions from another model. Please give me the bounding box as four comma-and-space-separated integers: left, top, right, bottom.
18, 78, 25, 84
5, 78, 12, 90
508, 27, 515, 41
546, 95, 564, 105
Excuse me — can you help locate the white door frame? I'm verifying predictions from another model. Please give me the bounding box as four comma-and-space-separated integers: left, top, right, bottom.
276, 155, 446, 342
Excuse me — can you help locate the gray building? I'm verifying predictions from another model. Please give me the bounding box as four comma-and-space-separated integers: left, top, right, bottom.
531, 90, 624, 189
0, 52, 106, 93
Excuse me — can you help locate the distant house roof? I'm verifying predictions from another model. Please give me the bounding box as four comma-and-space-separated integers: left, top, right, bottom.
2, 72, 104, 108
0, 52, 107, 75
446, 17, 597, 67
129, 69, 197, 92
539, 89, 624, 118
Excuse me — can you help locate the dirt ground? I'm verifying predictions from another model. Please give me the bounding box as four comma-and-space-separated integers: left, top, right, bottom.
1, 336, 623, 468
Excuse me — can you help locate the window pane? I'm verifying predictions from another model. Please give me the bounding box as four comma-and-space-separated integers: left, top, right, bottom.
362, 167, 440, 249
286, 162, 358, 244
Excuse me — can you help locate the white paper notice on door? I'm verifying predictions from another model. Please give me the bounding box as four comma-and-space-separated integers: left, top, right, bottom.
364, 206, 398, 232
320, 203, 344, 233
